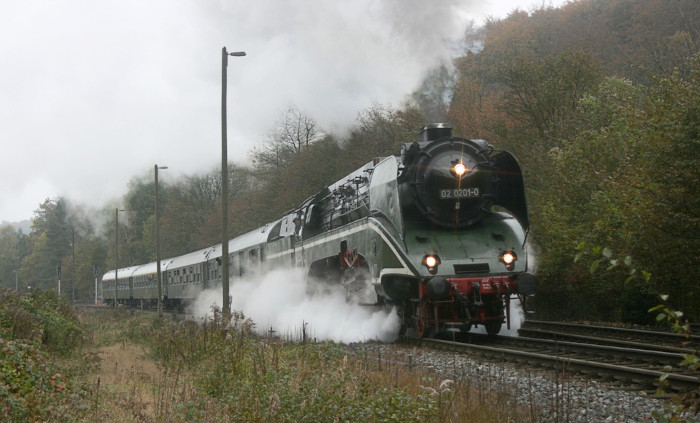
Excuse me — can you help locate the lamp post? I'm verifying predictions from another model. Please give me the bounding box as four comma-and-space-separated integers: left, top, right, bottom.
114, 208, 125, 308
93, 265, 99, 305
71, 227, 75, 302
155, 164, 168, 316
221, 47, 246, 315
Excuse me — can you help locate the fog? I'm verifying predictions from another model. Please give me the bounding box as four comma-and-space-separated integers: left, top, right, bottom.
190, 268, 401, 343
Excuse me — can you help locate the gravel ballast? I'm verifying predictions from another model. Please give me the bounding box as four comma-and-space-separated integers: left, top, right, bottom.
353, 343, 669, 422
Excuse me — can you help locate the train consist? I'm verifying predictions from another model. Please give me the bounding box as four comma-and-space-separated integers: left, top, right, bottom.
102, 123, 535, 337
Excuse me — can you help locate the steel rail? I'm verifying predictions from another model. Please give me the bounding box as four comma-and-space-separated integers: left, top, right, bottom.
523, 320, 700, 347
494, 335, 687, 369
517, 328, 698, 355
403, 336, 700, 392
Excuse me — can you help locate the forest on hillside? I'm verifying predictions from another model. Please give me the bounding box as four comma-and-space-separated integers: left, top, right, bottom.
1, 0, 699, 322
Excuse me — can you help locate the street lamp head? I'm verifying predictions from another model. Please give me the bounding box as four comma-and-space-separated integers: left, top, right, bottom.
229, 51, 246, 57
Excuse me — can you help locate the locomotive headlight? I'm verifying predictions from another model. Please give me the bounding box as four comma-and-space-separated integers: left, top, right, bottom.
499, 250, 517, 271
451, 162, 468, 178
423, 254, 441, 275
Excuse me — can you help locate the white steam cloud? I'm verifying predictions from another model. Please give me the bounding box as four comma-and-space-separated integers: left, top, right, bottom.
190, 268, 400, 343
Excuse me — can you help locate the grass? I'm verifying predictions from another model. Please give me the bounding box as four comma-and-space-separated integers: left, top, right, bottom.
6, 290, 657, 422
72, 306, 535, 422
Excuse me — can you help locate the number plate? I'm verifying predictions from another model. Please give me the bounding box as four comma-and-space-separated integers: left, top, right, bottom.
439, 187, 480, 199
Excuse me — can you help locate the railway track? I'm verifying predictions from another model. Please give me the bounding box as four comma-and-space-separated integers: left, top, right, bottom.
402, 333, 699, 393
519, 320, 700, 350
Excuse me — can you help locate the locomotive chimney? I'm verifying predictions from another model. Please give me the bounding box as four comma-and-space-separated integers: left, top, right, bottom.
420, 123, 452, 142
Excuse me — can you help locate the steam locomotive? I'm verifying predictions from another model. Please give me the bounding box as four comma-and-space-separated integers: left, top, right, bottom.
102, 123, 535, 337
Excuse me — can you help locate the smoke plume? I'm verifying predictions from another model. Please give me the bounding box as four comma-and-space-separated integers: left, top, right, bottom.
190, 268, 400, 343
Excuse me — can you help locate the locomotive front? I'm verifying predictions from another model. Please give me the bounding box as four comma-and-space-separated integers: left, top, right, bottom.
391, 123, 535, 337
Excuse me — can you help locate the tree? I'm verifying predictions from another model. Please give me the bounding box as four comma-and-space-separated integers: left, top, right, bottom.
0, 226, 20, 289
251, 106, 324, 171
530, 53, 700, 321
122, 176, 161, 264
20, 198, 72, 290
72, 236, 107, 302
495, 48, 603, 141
344, 102, 425, 163
156, 171, 223, 255
412, 64, 455, 123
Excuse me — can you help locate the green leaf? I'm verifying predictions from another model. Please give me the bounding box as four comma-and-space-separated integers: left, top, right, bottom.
660, 294, 669, 301
656, 313, 667, 322
624, 255, 632, 267
602, 247, 612, 258
648, 305, 664, 313
589, 260, 600, 273
681, 354, 699, 366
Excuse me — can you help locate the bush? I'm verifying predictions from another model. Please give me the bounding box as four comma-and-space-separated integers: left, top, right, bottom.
0, 288, 84, 355
0, 338, 89, 422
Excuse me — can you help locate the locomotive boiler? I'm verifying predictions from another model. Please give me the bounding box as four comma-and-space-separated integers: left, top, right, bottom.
102, 123, 535, 337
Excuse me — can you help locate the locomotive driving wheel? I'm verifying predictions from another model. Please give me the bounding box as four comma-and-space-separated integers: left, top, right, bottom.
482, 295, 504, 336
413, 300, 435, 338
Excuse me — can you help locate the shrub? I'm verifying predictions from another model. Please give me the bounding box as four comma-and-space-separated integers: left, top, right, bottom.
0, 288, 84, 355
0, 338, 89, 422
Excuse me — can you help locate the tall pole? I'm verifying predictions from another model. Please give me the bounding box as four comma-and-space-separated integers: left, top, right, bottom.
93, 265, 99, 305
221, 47, 246, 315
114, 208, 126, 307
155, 164, 167, 316
71, 227, 75, 302
115, 208, 119, 308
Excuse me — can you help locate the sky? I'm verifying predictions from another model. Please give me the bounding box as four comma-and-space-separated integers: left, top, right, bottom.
0, 0, 569, 224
